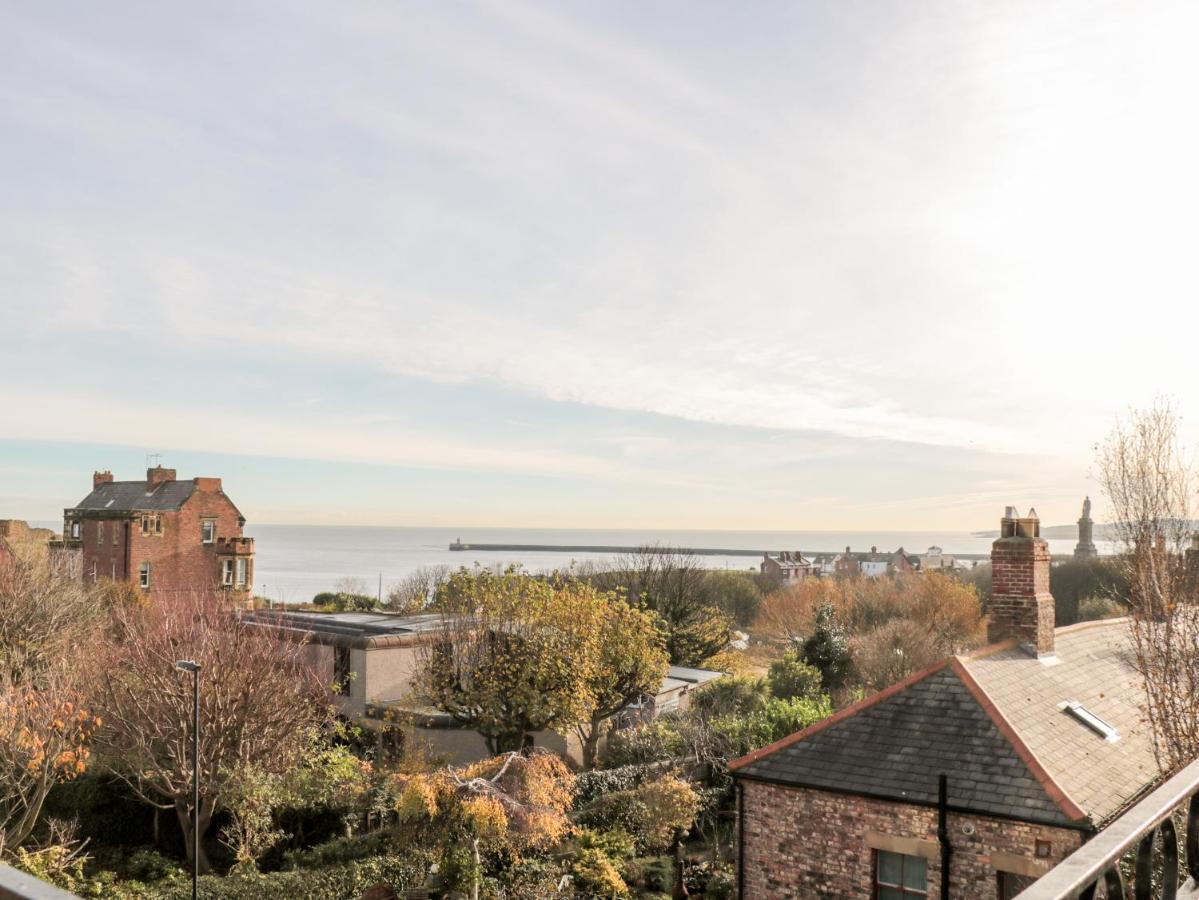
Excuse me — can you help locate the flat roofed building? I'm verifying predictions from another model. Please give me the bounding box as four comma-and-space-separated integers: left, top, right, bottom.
245, 608, 725, 766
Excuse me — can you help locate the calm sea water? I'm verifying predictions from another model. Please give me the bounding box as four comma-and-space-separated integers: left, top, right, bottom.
243, 525, 1099, 605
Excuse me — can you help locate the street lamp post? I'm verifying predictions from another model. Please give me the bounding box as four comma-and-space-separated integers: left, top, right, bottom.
175, 659, 201, 900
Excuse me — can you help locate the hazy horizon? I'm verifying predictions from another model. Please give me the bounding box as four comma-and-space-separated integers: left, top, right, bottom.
5, 2, 1199, 529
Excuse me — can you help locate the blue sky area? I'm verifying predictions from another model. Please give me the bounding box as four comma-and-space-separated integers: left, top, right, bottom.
4, 1, 1198, 528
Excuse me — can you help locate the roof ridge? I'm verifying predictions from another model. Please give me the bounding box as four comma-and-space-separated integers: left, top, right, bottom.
959, 636, 1019, 661
949, 657, 1088, 823
728, 657, 952, 772
1053, 616, 1129, 635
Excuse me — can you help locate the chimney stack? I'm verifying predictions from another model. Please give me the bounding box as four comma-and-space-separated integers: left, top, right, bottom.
93, 470, 114, 489
989, 506, 1055, 657
146, 466, 176, 487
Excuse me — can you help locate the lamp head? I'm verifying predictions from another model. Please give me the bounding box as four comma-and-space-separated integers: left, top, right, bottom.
174, 660, 200, 673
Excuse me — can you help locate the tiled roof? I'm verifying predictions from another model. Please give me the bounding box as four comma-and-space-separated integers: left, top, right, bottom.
731, 618, 1158, 829
731, 664, 1082, 827
962, 619, 1156, 824
70, 480, 195, 512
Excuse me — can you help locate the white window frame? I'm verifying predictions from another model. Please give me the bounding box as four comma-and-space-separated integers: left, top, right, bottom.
201, 520, 216, 544
235, 558, 247, 587
139, 561, 151, 589
222, 559, 234, 586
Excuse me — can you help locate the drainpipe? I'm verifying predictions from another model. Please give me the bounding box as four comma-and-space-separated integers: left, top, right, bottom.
737, 782, 746, 899
938, 773, 953, 900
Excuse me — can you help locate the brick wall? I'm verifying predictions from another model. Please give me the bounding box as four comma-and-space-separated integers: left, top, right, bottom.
739, 780, 1082, 899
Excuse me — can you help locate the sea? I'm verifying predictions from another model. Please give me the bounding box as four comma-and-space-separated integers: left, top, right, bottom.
241, 525, 1105, 605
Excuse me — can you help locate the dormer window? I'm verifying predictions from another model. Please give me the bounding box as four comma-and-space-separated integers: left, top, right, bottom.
201, 520, 216, 544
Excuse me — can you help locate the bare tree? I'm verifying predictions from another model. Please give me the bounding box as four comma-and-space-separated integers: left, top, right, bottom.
1098, 400, 1199, 771
0, 553, 106, 853
385, 565, 450, 614
95, 592, 334, 872
586, 546, 732, 666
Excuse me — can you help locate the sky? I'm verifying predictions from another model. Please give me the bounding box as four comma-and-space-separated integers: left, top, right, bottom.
3, 1, 1199, 530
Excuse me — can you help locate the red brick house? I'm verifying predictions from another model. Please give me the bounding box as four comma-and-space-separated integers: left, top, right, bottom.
730, 508, 1156, 899
761, 551, 821, 583
53, 467, 255, 601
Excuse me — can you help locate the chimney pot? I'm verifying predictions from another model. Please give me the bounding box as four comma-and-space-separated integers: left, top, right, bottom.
93, 470, 114, 489
988, 505, 1055, 656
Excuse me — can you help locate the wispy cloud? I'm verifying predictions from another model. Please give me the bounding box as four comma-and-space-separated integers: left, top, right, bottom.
2, 0, 1196, 527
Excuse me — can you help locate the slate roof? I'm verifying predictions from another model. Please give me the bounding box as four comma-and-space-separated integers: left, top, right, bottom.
70, 480, 196, 513
731, 618, 1159, 830
962, 619, 1156, 824
731, 663, 1085, 829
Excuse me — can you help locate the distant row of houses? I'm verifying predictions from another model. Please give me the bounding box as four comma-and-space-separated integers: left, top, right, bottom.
760, 544, 959, 583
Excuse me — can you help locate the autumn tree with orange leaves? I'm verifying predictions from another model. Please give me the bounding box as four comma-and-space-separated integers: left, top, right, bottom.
0, 550, 105, 853
393, 749, 574, 900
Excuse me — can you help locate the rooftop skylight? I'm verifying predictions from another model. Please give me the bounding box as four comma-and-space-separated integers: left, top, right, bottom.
1061, 701, 1119, 742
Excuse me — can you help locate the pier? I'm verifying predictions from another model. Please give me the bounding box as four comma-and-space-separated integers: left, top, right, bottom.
447, 540, 998, 562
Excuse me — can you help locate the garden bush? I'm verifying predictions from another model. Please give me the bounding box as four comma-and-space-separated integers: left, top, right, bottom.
602, 718, 687, 768
575, 763, 653, 805
143, 854, 428, 899
576, 777, 700, 853
572, 847, 629, 897
766, 653, 824, 700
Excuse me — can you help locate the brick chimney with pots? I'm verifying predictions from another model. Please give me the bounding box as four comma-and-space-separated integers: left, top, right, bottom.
93, 470, 114, 489
146, 466, 176, 487
988, 506, 1055, 657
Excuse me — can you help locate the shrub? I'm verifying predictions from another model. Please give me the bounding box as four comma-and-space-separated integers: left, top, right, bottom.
766, 653, 824, 700
313, 592, 377, 612
281, 829, 398, 869
686, 860, 734, 898
574, 826, 636, 860
1078, 595, 1124, 622
760, 695, 833, 744
142, 854, 428, 899
801, 603, 851, 690
602, 718, 687, 768
572, 847, 630, 897
123, 849, 186, 883
576, 777, 699, 853
635, 855, 674, 892
688, 676, 770, 718
575, 764, 647, 806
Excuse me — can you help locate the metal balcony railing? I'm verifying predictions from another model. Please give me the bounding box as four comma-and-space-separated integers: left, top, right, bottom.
0, 865, 78, 899
1017, 756, 1199, 899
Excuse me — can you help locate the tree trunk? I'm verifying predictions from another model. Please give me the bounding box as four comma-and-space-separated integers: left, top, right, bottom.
176, 799, 214, 874
471, 837, 481, 900
580, 719, 602, 770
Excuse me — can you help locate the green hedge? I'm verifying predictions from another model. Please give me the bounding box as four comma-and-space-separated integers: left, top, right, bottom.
144, 854, 427, 899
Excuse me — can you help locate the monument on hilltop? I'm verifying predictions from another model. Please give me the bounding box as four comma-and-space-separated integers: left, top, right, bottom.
1074, 496, 1099, 560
